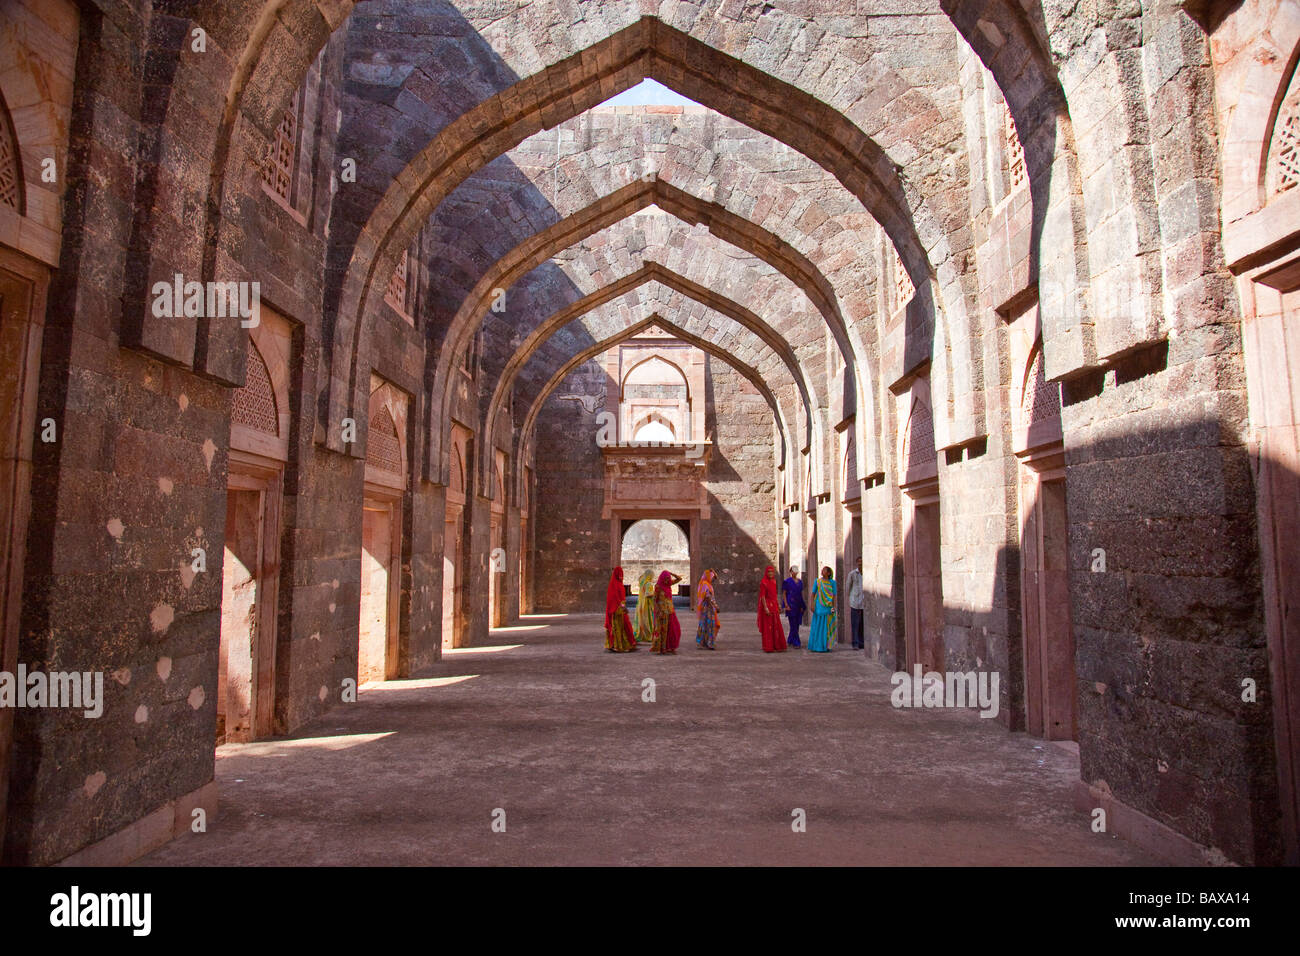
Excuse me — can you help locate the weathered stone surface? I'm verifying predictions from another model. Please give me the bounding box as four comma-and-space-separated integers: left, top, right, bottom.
0, 0, 1291, 868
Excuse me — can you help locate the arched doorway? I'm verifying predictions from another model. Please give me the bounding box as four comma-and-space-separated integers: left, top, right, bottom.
898, 374, 944, 675
358, 378, 409, 684
0, 19, 75, 854
442, 424, 471, 649
620, 518, 691, 604
218, 308, 293, 743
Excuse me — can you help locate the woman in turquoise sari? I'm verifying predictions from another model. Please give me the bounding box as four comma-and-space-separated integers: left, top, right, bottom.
808, 566, 837, 653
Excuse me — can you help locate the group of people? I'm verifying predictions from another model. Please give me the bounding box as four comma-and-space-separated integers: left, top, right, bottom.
603, 567, 687, 654
603, 560, 863, 655
757, 566, 838, 653
772, 559, 866, 651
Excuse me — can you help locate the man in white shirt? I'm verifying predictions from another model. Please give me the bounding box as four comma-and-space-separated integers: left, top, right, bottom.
847, 557, 865, 650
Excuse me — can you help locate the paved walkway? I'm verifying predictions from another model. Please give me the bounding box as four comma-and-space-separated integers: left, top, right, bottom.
140, 613, 1158, 865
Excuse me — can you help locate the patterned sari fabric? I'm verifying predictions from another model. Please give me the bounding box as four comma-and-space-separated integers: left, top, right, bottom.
634, 570, 656, 643
808, 577, 838, 653
651, 570, 681, 654
757, 565, 787, 653
695, 570, 719, 649
603, 567, 637, 652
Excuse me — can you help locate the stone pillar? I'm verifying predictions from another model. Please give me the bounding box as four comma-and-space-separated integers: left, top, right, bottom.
505, 503, 522, 625
466, 495, 492, 646
407, 481, 446, 674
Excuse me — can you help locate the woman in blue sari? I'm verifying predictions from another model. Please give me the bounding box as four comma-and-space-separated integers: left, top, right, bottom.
781, 568, 806, 648
808, 566, 837, 653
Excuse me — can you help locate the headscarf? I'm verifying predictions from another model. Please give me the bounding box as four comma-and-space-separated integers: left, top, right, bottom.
656, 570, 675, 598
636, 570, 656, 635
758, 565, 779, 625
604, 567, 626, 632
695, 570, 716, 611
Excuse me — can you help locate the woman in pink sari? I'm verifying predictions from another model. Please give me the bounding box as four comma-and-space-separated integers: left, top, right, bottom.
651, 570, 683, 654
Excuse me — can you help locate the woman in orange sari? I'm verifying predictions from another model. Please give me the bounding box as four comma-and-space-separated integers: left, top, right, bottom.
695, 570, 719, 650
603, 567, 638, 652
651, 570, 682, 654
758, 565, 787, 653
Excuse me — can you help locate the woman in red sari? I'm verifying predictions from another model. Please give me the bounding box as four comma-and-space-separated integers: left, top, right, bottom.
651, 570, 682, 654
758, 565, 787, 653
603, 567, 638, 652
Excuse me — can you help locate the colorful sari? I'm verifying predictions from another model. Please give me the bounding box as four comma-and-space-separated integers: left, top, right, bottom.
758, 565, 787, 653
809, 576, 837, 653
651, 570, 681, 654
603, 567, 637, 652
695, 570, 719, 649
634, 570, 656, 644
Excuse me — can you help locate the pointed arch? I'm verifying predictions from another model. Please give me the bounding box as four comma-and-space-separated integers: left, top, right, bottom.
437, 180, 837, 492
481, 262, 822, 476
515, 314, 793, 505
621, 353, 689, 398
316, 17, 967, 465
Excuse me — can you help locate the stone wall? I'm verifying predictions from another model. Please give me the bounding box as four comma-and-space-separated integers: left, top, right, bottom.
702, 361, 779, 612
1, 0, 1291, 868
533, 360, 610, 612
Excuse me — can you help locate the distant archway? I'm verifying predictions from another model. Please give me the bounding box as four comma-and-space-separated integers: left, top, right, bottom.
620, 519, 690, 602
632, 418, 675, 443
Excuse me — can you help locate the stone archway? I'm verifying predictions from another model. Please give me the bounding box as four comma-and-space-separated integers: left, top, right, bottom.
487, 265, 820, 485
618, 517, 695, 605
442, 180, 845, 492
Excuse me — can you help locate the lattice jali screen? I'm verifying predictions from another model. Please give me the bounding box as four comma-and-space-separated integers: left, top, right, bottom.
894, 249, 914, 310
232, 340, 279, 435
1023, 345, 1060, 425
385, 252, 408, 313
0, 101, 22, 212
261, 91, 298, 203
367, 406, 402, 475
1003, 101, 1026, 192
904, 399, 936, 471
1268, 69, 1300, 198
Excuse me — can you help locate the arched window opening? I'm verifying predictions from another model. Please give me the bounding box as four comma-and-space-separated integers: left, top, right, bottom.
620, 519, 690, 595
633, 419, 675, 443
1267, 63, 1300, 198
0, 94, 23, 214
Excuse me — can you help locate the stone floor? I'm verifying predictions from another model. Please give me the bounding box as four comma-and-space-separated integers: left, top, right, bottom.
140, 613, 1159, 866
